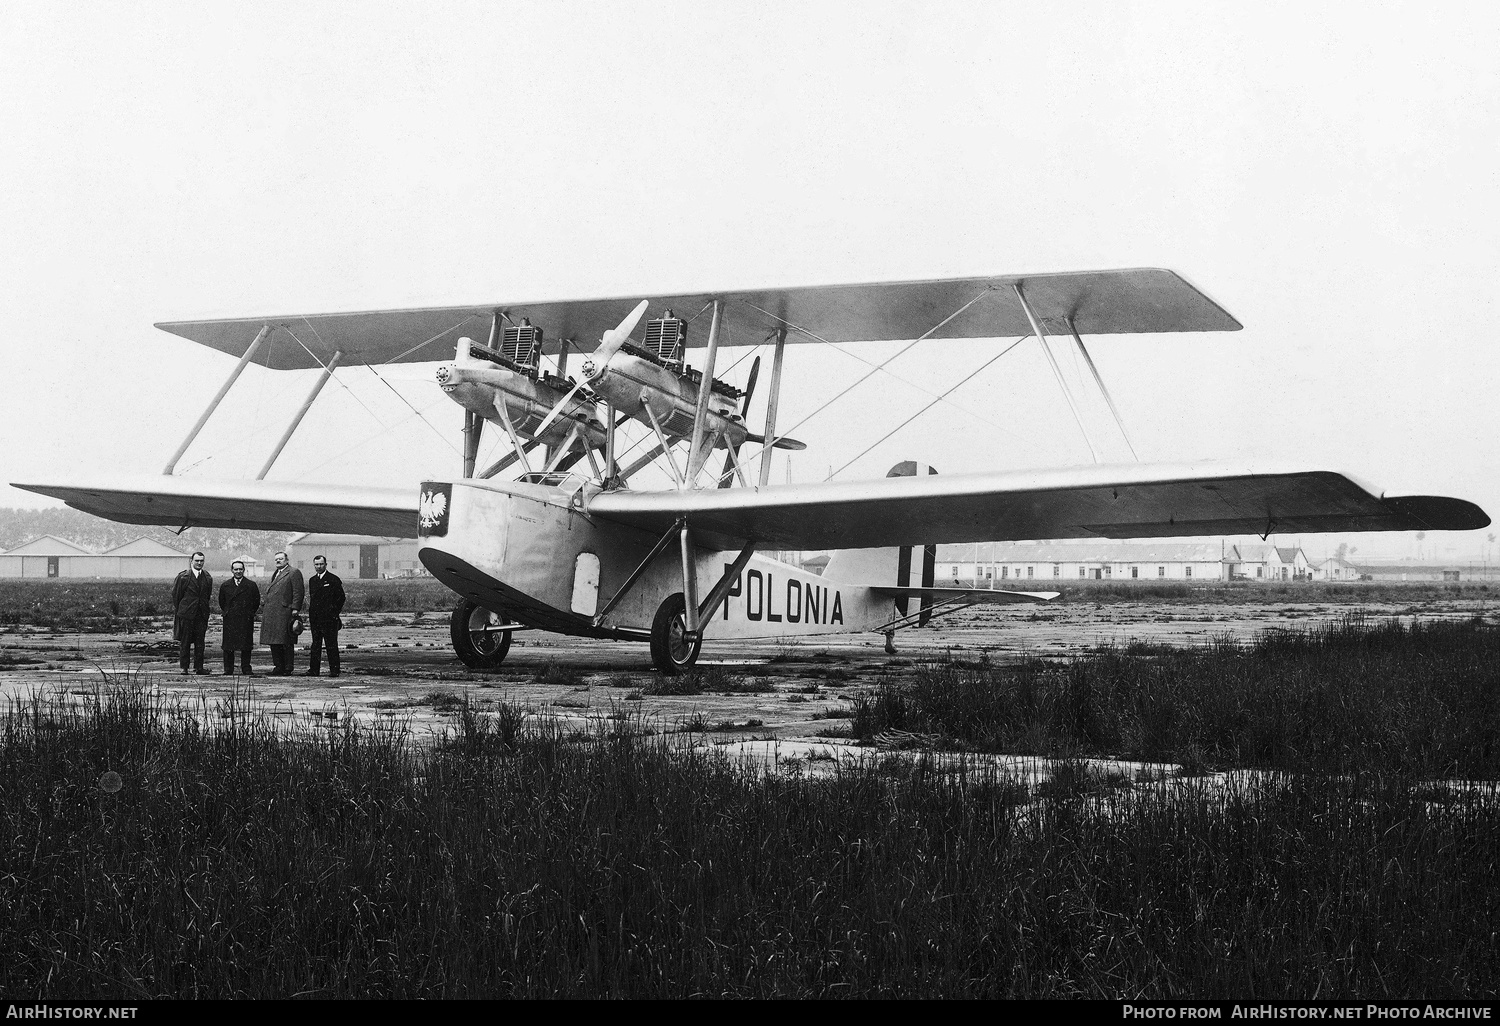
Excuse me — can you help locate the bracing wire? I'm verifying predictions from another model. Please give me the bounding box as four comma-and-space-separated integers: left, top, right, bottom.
729, 288, 998, 479
360, 364, 463, 457
732, 291, 1035, 448
282, 322, 462, 459
386, 314, 486, 364
176, 330, 309, 472
295, 394, 458, 478
288, 326, 463, 464
281, 326, 387, 428
824, 335, 1027, 480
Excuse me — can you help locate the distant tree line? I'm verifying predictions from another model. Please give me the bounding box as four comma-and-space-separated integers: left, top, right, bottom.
0, 507, 293, 564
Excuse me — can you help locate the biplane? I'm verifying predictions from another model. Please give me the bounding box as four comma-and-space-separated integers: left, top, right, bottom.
13, 269, 1489, 672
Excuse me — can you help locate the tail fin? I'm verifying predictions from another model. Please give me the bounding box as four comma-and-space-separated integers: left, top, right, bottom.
822, 461, 939, 626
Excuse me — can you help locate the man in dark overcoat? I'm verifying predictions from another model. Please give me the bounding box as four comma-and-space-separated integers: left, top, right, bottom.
259, 550, 305, 676
305, 554, 347, 677
171, 551, 214, 675
218, 559, 261, 675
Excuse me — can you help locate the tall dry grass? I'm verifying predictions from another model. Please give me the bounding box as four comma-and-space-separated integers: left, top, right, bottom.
3, 641, 1498, 997
857, 616, 1500, 778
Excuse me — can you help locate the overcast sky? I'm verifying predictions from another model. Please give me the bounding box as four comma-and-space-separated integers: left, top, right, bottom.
2, 1, 1496, 560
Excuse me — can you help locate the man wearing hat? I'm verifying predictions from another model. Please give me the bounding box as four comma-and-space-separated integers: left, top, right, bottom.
259, 550, 305, 676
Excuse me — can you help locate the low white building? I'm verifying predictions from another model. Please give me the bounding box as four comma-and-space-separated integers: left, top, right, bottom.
935, 542, 1232, 584
0, 536, 194, 579
286, 534, 425, 579
934, 541, 1314, 585
1311, 556, 1363, 581
1230, 544, 1312, 581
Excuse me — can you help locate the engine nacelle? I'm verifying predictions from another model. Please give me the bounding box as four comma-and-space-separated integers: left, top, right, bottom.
437, 341, 606, 450
585, 349, 745, 447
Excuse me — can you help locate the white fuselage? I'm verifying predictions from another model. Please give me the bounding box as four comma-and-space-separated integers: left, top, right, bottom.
417, 476, 895, 640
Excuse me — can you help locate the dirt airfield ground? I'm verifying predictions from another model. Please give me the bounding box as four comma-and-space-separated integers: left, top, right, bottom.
4, 592, 1494, 778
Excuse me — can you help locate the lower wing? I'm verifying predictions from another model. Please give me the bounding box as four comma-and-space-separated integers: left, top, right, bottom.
12, 474, 417, 537
13, 462, 1487, 550
587, 462, 1489, 549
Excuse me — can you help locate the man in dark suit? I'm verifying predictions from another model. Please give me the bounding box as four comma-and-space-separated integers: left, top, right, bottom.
171, 551, 214, 675
259, 550, 305, 676
305, 554, 347, 677
218, 559, 261, 675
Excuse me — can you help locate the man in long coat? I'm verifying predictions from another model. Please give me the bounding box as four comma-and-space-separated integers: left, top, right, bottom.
305, 553, 347, 677
171, 551, 214, 675
218, 559, 261, 675
259, 550, 305, 676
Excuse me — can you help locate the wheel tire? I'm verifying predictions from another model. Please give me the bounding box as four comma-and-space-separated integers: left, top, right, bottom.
450, 599, 512, 669
649, 593, 702, 674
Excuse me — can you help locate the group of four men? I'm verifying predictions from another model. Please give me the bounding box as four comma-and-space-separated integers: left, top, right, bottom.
171, 550, 346, 677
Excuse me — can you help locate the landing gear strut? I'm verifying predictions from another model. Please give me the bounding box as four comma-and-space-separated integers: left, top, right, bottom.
450, 598, 512, 669
649, 593, 701, 674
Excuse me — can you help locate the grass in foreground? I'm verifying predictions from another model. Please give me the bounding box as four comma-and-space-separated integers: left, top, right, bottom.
2, 660, 1498, 998
0, 578, 458, 631
848, 616, 1500, 778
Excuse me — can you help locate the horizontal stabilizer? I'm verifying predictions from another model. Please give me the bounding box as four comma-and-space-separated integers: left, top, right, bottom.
870, 586, 1059, 604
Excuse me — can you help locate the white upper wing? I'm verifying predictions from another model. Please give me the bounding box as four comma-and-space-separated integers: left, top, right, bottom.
585, 463, 1489, 550
153, 268, 1240, 370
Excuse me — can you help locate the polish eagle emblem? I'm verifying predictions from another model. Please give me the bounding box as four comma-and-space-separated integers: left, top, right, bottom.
418, 489, 449, 529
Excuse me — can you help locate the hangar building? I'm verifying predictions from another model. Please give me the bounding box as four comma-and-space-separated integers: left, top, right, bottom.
0, 536, 195, 579
285, 534, 424, 579
934, 542, 1311, 584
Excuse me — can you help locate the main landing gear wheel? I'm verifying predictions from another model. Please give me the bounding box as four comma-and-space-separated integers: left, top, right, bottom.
650, 593, 702, 675
450, 599, 512, 669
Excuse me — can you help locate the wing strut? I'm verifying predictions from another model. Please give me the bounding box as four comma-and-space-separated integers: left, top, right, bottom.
696, 542, 757, 624
1067, 315, 1138, 461
758, 329, 787, 489
617, 440, 670, 483
680, 524, 701, 632
592, 517, 683, 628
641, 402, 684, 486
490, 397, 534, 477
604, 402, 617, 483
257, 349, 343, 479
462, 313, 505, 478
163, 325, 270, 475
1015, 283, 1099, 464
462, 412, 484, 478
684, 299, 724, 486
477, 439, 540, 479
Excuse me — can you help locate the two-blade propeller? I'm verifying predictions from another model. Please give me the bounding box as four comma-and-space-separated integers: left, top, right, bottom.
532, 299, 650, 438
735, 355, 806, 452
740, 356, 760, 418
